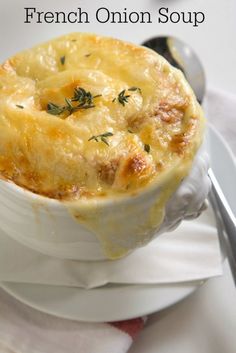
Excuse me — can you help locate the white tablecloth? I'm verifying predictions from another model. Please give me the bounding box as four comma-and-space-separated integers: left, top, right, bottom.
130, 261, 236, 353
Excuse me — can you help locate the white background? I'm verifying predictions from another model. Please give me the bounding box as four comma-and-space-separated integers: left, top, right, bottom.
0, 0, 235, 93
0, 1, 236, 352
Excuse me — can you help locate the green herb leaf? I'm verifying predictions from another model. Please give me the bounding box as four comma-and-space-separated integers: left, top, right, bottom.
93, 94, 102, 99
71, 87, 100, 108
113, 90, 130, 106
88, 135, 98, 142
100, 132, 113, 137
144, 144, 150, 153
128, 87, 142, 94
60, 56, 65, 65
72, 87, 86, 102
112, 88, 140, 106
16, 104, 24, 109
101, 136, 109, 146
47, 87, 102, 117
118, 90, 130, 106
47, 102, 65, 116
65, 98, 74, 113
127, 129, 133, 134
85, 53, 92, 57
88, 132, 114, 146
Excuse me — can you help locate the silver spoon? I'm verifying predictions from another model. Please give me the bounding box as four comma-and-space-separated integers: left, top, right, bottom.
141, 36, 236, 285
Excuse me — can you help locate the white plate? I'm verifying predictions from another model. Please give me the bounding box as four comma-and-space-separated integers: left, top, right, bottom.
0, 282, 202, 322
1, 126, 235, 322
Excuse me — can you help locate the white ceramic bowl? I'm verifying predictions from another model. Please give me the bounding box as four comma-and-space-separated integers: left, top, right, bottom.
0, 146, 210, 261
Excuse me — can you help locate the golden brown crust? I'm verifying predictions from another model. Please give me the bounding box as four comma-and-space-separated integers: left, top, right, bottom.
0, 33, 204, 199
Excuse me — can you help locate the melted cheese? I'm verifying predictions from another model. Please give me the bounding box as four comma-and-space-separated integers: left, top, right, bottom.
0, 33, 205, 259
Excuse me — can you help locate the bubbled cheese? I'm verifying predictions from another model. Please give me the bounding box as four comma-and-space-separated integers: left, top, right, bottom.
0, 33, 204, 200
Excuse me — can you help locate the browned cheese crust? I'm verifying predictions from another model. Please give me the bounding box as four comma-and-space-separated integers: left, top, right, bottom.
0, 33, 204, 200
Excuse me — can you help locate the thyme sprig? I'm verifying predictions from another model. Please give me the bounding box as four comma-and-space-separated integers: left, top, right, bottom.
112, 87, 142, 106
88, 132, 114, 146
71, 87, 101, 109
47, 87, 101, 117
112, 90, 130, 106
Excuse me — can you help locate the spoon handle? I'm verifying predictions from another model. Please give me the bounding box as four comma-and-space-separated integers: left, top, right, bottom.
208, 168, 236, 284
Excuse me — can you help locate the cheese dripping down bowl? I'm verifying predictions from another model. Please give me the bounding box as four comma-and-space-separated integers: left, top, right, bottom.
0, 33, 210, 261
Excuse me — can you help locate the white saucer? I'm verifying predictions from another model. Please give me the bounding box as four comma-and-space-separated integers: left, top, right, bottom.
1, 282, 203, 322
1, 126, 235, 322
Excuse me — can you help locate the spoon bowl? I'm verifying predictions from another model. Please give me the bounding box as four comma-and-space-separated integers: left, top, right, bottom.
142, 36, 206, 104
